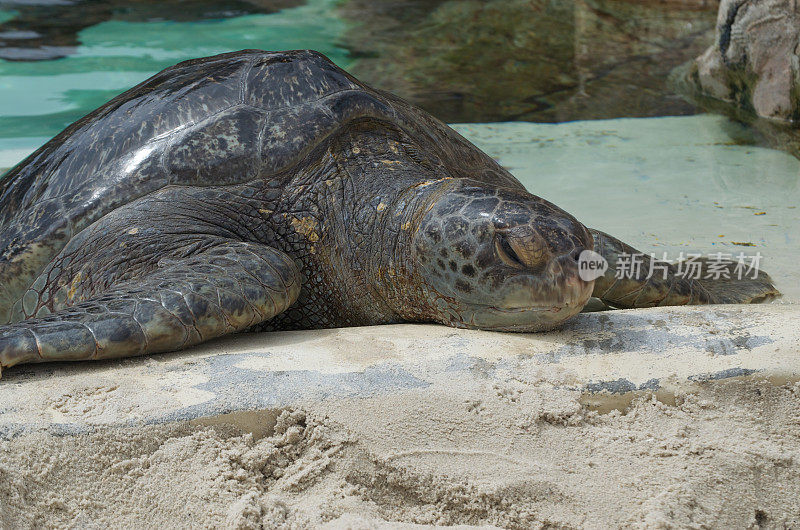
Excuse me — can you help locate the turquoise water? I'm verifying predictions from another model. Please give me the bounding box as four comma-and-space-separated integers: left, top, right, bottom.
0, 0, 349, 165
0, 1, 797, 301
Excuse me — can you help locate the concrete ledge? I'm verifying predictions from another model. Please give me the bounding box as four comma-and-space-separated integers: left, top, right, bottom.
1, 304, 798, 436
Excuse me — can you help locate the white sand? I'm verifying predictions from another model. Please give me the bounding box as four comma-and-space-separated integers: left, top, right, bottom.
2, 370, 800, 527
1, 306, 800, 528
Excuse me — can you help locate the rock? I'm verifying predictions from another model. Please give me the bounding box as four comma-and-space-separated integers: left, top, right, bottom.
339, 0, 718, 123
674, 0, 800, 156
691, 0, 798, 121
3, 305, 800, 434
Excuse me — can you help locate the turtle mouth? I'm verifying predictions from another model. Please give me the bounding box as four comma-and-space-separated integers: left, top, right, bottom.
483, 282, 593, 314
468, 302, 586, 332
461, 284, 594, 332
487, 305, 558, 314
487, 301, 583, 314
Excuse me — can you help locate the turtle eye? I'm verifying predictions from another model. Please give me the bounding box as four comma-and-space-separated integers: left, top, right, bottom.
495, 232, 525, 269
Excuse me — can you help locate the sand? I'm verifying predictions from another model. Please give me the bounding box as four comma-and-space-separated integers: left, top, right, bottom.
1, 306, 800, 528
2, 374, 799, 528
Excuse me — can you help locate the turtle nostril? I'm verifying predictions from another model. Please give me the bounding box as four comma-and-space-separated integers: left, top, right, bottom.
571, 246, 584, 262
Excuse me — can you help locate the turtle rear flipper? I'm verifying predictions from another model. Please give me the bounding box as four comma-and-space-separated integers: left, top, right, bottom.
690, 256, 780, 304
589, 229, 781, 309
0, 242, 300, 377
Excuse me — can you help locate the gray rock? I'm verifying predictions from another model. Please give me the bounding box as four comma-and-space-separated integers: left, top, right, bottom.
672, 0, 800, 158
674, 0, 800, 156
698, 0, 798, 121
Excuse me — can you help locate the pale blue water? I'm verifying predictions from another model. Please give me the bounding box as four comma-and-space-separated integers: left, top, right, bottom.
0, 0, 797, 301
454, 117, 800, 301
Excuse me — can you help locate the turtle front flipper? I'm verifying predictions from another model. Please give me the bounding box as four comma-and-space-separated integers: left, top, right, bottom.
589, 229, 780, 309
0, 242, 300, 376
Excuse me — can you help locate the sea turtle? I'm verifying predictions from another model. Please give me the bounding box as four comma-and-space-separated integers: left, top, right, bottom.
0, 49, 779, 377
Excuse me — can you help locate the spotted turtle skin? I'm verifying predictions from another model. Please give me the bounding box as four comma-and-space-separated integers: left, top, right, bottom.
0, 50, 779, 375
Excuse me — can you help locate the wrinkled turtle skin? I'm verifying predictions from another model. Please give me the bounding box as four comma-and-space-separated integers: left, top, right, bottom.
0, 50, 780, 376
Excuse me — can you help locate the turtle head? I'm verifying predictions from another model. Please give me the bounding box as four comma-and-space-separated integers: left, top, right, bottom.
409, 181, 594, 332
